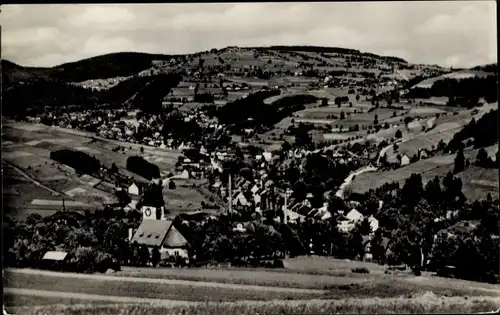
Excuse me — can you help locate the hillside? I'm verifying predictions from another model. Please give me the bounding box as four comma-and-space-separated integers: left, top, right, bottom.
2, 52, 175, 88
411, 70, 492, 89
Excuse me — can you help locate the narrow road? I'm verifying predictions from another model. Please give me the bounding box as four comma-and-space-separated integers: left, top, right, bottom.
3, 288, 198, 306
335, 165, 378, 199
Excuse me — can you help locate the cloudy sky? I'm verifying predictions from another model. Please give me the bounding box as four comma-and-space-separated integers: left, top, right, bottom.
1, 2, 497, 68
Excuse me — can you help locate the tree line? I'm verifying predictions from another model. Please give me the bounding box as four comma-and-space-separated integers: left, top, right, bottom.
217, 92, 318, 130
50, 149, 101, 176
126, 156, 161, 181
408, 75, 498, 103
446, 109, 498, 152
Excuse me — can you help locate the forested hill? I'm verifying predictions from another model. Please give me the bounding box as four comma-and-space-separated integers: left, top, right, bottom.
253, 45, 408, 63
2, 52, 175, 86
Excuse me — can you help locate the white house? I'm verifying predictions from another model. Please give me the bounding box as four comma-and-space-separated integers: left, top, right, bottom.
233, 192, 250, 207
400, 154, 410, 166
180, 169, 190, 179
251, 184, 260, 194
262, 152, 273, 162
128, 183, 140, 196
368, 215, 379, 233
253, 194, 261, 205
418, 149, 429, 160
338, 220, 355, 233
346, 209, 364, 222
131, 219, 190, 260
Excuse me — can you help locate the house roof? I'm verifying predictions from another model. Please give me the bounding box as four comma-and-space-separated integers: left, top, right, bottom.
131, 219, 173, 247
42, 251, 68, 261
346, 209, 363, 221
163, 225, 189, 248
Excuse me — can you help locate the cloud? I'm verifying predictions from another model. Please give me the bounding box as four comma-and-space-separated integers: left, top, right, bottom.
68, 5, 136, 30
1, 2, 497, 68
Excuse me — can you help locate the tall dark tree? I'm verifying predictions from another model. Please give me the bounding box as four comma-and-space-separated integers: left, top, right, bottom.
348, 227, 364, 260
395, 129, 402, 139
151, 246, 160, 267
424, 176, 442, 205
476, 147, 488, 167
453, 148, 465, 174
358, 217, 372, 235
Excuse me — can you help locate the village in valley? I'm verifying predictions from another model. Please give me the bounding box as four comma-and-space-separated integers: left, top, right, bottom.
2, 3, 499, 314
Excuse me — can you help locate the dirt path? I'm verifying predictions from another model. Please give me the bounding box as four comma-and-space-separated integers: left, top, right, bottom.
335, 165, 378, 198
3, 288, 198, 306
6, 269, 326, 294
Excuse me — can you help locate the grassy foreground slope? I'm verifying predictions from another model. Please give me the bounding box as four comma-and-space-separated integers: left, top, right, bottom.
7, 295, 500, 315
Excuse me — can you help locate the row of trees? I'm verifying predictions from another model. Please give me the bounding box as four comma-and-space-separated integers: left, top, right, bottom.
217, 91, 318, 129
126, 156, 160, 181
408, 75, 498, 103
447, 109, 498, 152
129, 73, 182, 114
50, 149, 101, 175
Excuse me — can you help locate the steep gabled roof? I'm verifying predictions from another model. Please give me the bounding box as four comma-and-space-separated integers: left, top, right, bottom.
131, 219, 173, 247
163, 225, 189, 248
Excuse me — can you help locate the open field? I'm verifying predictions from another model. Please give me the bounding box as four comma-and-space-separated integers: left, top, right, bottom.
5, 258, 500, 315
162, 180, 210, 211
381, 103, 497, 162
4, 269, 323, 303
2, 121, 189, 219
323, 132, 360, 141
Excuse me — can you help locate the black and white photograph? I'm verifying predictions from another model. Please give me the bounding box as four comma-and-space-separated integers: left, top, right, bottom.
1, 2, 499, 314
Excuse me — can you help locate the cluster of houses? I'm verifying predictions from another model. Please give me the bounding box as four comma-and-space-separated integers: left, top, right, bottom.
105, 135, 386, 266
72, 76, 130, 91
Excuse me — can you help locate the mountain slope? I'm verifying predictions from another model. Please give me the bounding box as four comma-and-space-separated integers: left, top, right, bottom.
2, 52, 175, 87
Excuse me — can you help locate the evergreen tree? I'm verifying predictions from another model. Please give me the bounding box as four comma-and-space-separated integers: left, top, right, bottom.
395, 129, 403, 139
151, 246, 160, 267
453, 148, 465, 174
476, 147, 488, 167
371, 229, 385, 264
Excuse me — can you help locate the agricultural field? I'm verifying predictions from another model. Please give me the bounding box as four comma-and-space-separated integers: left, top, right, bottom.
381, 103, 498, 162
8, 296, 499, 315
2, 121, 185, 219
4, 269, 323, 303
163, 179, 210, 213
5, 256, 500, 314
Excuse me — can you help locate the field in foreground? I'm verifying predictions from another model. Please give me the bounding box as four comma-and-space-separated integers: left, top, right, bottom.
5, 255, 500, 315
6, 294, 500, 315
